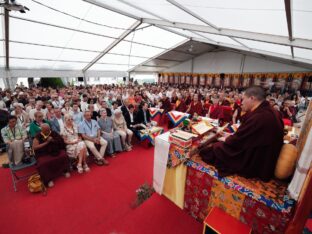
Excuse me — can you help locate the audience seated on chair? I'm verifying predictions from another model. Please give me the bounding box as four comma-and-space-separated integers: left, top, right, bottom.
113, 109, 133, 152
186, 94, 204, 117
29, 101, 47, 121
98, 109, 123, 156
11, 103, 30, 128
1, 115, 27, 165
32, 123, 70, 188
72, 103, 83, 126
29, 111, 50, 138
174, 94, 187, 112
78, 111, 109, 166
135, 102, 152, 128
124, 104, 144, 135
50, 108, 64, 135
62, 114, 89, 174
207, 96, 223, 120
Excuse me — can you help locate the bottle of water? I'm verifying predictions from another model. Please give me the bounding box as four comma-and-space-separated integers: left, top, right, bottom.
237, 120, 241, 127
24, 132, 34, 158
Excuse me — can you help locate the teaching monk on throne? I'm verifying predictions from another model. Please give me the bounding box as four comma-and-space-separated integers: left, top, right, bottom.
197, 86, 284, 182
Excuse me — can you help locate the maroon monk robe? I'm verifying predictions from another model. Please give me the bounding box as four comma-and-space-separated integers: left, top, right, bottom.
34, 131, 69, 185
188, 101, 204, 116
199, 101, 284, 181
209, 104, 224, 119
161, 97, 172, 113
175, 100, 187, 113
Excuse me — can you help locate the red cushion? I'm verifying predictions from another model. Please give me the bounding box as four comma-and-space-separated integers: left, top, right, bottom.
283, 118, 293, 126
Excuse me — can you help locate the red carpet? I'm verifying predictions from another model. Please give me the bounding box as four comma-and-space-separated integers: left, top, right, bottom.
0, 143, 202, 234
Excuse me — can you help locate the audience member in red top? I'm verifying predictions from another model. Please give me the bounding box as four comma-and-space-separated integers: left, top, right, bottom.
171, 92, 178, 104
134, 92, 142, 104
160, 93, 172, 113
219, 93, 231, 106
186, 94, 203, 117
184, 92, 192, 106
203, 95, 212, 116
207, 96, 223, 119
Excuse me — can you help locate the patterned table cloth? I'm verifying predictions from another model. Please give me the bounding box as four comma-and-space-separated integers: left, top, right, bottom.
184, 158, 296, 233
148, 108, 164, 119
137, 127, 164, 146
167, 111, 190, 127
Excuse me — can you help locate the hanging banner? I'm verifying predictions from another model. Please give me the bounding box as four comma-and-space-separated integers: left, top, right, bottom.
264, 73, 274, 89
169, 73, 174, 84
164, 73, 169, 83
206, 74, 213, 86
253, 73, 262, 86
291, 73, 303, 90
180, 73, 186, 84
199, 74, 206, 86
302, 73, 312, 90
242, 74, 250, 88
232, 74, 240, 88
276, 73, 287, 89
174, 73, 180, 84
186, 73, 191, 84
260, 74, 267, 88
214, 73, 221, 87
158, 73, 163, 83
192, 74, 199, 86
224, 74, 231, 87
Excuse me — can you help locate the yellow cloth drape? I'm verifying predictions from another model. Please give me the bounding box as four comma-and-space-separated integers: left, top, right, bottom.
162, 163, 187, 209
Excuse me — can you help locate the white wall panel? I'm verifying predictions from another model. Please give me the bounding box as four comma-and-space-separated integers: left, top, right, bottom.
165, 59, 192, 72
193, 52, 242, 73
164, 51, 308, 73
243, 56, 308, 72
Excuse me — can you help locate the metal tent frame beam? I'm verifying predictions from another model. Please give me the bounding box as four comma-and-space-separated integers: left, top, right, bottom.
142, 18, 312, 50
284, 0, 294, 58
0, 69, 127, 78
6, 14, 166, 50
193, 37, 312, 69
129, 38, 189, 72
83, 20, 142, 71
3, 39, 150, 59
4, 9, 9, 70
166, 0, 219, 30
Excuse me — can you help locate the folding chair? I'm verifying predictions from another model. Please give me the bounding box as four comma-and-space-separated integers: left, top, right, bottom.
8, 154, 37, 192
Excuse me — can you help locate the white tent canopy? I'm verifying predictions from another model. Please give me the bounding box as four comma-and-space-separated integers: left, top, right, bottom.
1, 0, 312, 87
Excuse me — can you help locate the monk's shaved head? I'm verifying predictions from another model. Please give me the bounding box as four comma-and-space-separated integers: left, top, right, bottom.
244, 86, 266, 101
40, 123, 50, 134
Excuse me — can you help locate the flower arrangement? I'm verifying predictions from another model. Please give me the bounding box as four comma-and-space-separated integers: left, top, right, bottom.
131, 183, 155, 208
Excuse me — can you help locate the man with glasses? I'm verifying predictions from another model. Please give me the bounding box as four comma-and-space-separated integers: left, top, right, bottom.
78, 111, 109, 166
1, 115, 27, 165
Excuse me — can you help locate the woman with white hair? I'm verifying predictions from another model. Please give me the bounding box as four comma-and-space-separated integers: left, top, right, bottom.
11, 102, 30, 128
98, 109, 123, 155
62, 114, 90, 173
113, 109, 133, 151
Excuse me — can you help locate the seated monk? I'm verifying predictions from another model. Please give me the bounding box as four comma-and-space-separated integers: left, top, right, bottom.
207, 96, 223, 119
186, 94, 203, 117
198, 86, 284, 182
175, 94, 187, 113
32, 123, 70, 188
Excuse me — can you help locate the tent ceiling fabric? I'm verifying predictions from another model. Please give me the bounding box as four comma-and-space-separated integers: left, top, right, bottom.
0, 0, 311, 75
